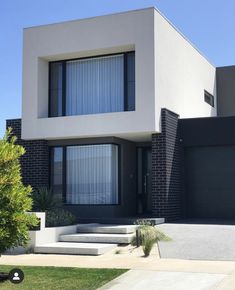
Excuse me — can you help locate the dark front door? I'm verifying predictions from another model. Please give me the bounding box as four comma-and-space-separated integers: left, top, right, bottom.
137, 147, 152, 214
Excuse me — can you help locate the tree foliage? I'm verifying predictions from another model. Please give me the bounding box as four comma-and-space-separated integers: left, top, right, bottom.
0, 128, 38, 255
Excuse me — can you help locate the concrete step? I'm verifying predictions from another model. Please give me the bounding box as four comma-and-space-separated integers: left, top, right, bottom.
34, 242, 117, 255
77, 223, 137, 234
60, 232, 135, 244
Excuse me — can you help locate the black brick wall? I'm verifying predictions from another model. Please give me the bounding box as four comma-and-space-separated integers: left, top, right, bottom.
152, 109, 182, 221
6, 119, 49, 189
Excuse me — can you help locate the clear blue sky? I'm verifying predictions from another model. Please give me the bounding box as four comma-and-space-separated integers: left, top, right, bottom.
1, 0, 235, 137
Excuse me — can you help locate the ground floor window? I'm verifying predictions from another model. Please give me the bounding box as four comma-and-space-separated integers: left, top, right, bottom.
50, 144, 119, 205
50, 147, 63, 200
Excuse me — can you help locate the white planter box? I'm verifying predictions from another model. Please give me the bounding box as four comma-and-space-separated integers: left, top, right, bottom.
5, 212, 78, 254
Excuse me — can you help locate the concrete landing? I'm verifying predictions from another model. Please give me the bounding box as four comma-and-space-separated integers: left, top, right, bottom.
34, 242, 117, 255
77, 217, 165, 225
60, 232, 135, 244
77, 223, 137, 234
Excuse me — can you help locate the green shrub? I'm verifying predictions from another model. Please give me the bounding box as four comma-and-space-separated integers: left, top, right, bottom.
32, 188, 77, 228
135, 219, 153, 226
32, 187, 62, 212
132, 220, 171, 257
115, 249, 122, 254
0, 129, 38, 255
46, 209, 76, 227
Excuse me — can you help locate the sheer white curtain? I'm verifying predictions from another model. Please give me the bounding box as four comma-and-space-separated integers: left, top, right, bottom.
66, 144, 118, 204
66, 55, 124, 115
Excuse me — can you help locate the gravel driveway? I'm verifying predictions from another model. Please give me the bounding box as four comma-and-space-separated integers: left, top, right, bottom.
158, 221, 235, 261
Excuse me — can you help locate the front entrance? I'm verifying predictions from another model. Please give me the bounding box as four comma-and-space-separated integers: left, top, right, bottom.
137, 147, 152, 214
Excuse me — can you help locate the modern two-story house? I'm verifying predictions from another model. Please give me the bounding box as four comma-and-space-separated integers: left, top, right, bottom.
7, 7, 235, 221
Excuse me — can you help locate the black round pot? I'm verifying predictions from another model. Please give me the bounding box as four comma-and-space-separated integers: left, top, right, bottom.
0, 272, 9, 282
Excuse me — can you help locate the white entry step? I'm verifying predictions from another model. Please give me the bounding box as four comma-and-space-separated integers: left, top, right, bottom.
60, 232, 135, 244
34, 242, 117, 256
77, 223, 137, 234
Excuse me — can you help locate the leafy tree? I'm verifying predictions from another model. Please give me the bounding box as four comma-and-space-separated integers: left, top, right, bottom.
0, 128, 38, 256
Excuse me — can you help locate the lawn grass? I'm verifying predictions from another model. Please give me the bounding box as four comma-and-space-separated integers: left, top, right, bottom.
0, 265, 127, 290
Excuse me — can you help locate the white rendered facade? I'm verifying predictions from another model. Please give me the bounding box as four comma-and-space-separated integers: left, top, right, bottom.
22, 7, 216, 141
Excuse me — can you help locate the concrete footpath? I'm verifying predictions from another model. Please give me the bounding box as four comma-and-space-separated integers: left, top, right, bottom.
1, 247, 235, 289
97, 270, 228, 290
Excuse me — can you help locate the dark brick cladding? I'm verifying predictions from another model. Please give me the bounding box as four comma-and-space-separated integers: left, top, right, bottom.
152, 109, 183, 221
6, 119, 49, 189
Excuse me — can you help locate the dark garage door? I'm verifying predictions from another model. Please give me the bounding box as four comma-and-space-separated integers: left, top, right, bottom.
185, 146, 235, 219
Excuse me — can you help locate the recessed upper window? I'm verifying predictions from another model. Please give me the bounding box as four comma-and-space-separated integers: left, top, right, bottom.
204, 90, 214, 107
49, 52, 135, 117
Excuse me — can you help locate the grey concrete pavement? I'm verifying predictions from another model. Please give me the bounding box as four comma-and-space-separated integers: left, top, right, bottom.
3, 251, 235, 289
98, 270, 226, 290
158, 222, 235, 260
214, 272, 235, 290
